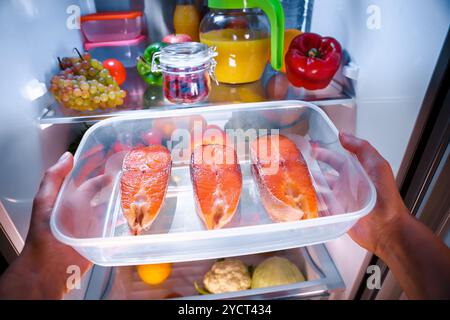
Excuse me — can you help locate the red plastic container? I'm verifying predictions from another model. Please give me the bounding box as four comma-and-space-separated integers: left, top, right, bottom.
81, 11, 144, 43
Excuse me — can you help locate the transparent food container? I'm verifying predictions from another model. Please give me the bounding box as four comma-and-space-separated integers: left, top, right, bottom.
51, 101, 376, 266
81, 11, 144, 43
84, 35, 148, 68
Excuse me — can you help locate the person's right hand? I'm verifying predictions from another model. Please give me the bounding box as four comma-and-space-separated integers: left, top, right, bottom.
338, 132, 450, 300
337, 132, 410, 257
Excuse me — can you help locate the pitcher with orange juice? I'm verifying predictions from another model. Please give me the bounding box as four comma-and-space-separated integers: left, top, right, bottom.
200, 0, 284, 84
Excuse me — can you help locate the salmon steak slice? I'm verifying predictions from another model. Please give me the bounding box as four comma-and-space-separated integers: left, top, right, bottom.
190, 144, 242, 230
120, 145, 172, 234
250, 134, 318, 222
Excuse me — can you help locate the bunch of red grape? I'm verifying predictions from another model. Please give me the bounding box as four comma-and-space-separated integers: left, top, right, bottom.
50, 52, 127, 111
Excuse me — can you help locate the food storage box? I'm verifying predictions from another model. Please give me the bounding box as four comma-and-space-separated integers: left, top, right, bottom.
81, 11, 144, 43
84, 35, 147, 68
50, 101, 376, 266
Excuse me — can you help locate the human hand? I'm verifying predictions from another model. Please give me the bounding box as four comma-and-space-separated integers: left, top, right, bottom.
312, 132, 410, 257
0, 152, 108, 299
338, 133, 450, 299
337, 132, 410, 257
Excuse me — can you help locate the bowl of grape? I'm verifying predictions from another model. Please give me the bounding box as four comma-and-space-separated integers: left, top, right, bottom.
50, 49, 127, 111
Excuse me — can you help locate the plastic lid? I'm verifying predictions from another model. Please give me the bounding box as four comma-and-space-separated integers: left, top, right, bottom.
84, 35, 147, 51
159, 42, 217, 68
81, 11, 143, 22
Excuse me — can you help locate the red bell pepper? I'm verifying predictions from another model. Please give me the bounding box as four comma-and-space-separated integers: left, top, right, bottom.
285, 33, 342, 90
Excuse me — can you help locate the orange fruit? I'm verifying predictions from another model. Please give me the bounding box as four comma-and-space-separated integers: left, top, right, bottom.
137, 263, 172, 285
282, 29, 303, 73
269, 29, 303, 73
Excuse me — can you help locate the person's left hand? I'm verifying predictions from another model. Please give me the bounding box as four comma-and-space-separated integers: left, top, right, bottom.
0, 152, 99, 299
25, 152, 92, 290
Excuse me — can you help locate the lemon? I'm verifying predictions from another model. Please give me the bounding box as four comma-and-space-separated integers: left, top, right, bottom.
137, 263, 172, 285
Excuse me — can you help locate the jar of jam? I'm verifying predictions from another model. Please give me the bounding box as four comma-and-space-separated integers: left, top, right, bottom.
151, 42, 218, 104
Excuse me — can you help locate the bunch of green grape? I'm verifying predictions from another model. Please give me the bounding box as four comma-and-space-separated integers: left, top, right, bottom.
50, 52, 127, 111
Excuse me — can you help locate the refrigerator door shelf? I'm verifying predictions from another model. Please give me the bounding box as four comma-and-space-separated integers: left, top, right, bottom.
50, 101, 376, 266
39, 67, 353, 125
85, 245, 344, 300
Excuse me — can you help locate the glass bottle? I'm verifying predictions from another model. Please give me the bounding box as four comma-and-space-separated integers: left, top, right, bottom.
174, 0, 201, 41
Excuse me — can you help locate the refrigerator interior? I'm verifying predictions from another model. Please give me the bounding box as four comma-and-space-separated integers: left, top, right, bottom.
0, 0, 449, 300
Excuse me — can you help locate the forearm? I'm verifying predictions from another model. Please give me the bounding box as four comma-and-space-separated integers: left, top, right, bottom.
378, 213, 450, 300
0, 246, 67, 300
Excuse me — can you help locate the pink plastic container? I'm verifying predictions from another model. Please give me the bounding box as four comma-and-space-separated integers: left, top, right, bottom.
81, 11, 144, 43
84, 35, 148, 68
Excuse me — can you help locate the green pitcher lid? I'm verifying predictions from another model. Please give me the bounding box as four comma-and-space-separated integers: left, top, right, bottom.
208, 0, 284, 71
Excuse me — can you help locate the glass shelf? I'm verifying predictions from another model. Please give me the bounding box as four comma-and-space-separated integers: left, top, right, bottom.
83, 244, 344, 300
39, 66, 354, 124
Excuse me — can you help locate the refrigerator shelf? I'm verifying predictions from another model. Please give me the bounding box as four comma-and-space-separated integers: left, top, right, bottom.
39, 68, 354, 124
84, 245, 344, 300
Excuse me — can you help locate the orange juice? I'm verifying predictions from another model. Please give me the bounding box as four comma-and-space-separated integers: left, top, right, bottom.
174, 5, 200, 41
200, 29, 270, 84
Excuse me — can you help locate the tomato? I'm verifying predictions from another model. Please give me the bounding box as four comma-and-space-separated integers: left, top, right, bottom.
103, 59, 126, 86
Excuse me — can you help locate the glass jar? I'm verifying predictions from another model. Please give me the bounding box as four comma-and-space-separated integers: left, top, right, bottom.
174, 0, 200, 41
151, 42, 217, 104
199, 8, 271, 84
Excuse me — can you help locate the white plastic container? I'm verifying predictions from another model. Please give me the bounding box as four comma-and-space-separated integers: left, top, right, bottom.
84, 35, 147, 68
50, 101, 376, 266
81, 11, 144, 43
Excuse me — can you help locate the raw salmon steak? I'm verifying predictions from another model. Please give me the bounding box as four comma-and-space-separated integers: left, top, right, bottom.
250, 135, 318, 222
190, 144, 242, 230
120, 145, 172, 234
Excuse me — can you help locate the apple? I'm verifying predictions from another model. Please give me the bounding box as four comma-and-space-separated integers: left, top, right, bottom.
162, 34, 192, 44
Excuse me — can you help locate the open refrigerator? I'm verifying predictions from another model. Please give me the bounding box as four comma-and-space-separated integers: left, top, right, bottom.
0, 0, 448, 300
